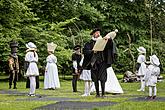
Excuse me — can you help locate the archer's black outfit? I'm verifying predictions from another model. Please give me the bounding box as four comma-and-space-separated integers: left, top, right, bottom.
83, 38, 116, 96
72, 53, 82, 92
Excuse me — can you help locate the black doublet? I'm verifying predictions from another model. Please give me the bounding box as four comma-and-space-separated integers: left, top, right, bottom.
71, 53, 82, 92
72, 53, 82, 73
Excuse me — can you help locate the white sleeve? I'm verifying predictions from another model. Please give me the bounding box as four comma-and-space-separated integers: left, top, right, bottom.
137, 56, 142, 63
45, 56, 49, 70
25, 53, 29, 61
144, 68, 151, 81
54, 56, 57, 63
25, 52, 38, 62
79, 56, 84, 67
73, 61, 77, 70
34, 52, 38, 62
138, 62, 146, 76
154, 67, 160, 76
25, 52, 31, 62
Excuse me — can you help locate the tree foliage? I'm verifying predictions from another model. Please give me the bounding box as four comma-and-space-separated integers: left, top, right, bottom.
0, 0, 165, 74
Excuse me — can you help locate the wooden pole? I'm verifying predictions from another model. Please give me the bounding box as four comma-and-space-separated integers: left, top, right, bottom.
149, 0, 153, 55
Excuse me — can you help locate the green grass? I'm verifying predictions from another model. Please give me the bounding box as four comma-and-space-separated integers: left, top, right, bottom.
0, 74, 165, 110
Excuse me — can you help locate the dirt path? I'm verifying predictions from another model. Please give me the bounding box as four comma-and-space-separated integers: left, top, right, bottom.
1, 89, 165, 110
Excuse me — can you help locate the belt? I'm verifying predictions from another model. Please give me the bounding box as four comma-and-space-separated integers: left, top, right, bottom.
30, 61, 37, 63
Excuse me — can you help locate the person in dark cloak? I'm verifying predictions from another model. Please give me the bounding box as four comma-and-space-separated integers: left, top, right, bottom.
82, 28, 117, 97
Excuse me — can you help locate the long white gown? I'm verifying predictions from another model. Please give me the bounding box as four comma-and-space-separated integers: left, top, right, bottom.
44, 54, 60, 89
91, 67, 124, 93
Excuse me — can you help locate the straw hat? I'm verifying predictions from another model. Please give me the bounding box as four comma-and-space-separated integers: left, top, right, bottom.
26, 42, 37, 52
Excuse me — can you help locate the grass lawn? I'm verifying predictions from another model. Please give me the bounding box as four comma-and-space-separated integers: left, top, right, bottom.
0, 74, 165, 110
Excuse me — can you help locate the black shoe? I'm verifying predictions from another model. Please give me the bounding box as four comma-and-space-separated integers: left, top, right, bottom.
49, 88, 55, 90
101, 95, 106, 98
96, 95, 100, 98
28, 94, 35, 96
9, 85, 11, 89
145, 96, 152, 100
13, 87, 17, 89
152, 96, 156, 99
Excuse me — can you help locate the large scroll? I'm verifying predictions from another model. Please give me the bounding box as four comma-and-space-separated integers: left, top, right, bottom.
92, 30, 117, 51
92, 38, 108, 51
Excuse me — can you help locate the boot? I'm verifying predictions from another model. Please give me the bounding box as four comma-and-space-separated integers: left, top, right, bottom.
95, 82, 100, 97
13, 83, 17, 89
9, 85, 11, 89
101, 82, 105, 98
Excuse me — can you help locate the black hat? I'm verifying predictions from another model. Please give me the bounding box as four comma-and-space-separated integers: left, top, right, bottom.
73, 45, 81, 50
90, 28, 101, 35
10, 40, 18, 53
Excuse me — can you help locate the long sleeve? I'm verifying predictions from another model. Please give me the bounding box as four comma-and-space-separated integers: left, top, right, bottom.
79, 55, 84, 67
25, 52, 38, 62
73, 61, 77, 70
16, 57, 19, 71
138, 62, 146, 76
144, 68, 151, 82
83, 42, 93, 55
8, 58, 14, 71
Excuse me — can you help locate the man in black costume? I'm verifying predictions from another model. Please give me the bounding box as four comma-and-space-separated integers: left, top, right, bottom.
83, 28, 117, 97
71, 45, 82, 92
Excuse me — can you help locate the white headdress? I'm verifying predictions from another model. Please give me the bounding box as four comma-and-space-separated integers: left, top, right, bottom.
150, 55, 160, 66
47, 42, 57, 53
137, 46, 146, 54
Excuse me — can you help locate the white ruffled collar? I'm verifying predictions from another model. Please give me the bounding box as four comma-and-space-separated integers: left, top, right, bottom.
92, 36, 102, 41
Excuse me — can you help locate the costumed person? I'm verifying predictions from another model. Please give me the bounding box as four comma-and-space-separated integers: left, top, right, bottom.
84, 28, 118, 97
71, 45, 83, 92
136, 46, 146, 91
90, 29, 123, 94
44, 42, 60, 90
8, 40, 19, 89
25, 42, 39, 96
144, 55, 160, 99
79, 46, 92, 96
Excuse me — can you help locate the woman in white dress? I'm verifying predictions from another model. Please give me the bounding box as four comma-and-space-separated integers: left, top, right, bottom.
136, 46, 146, 91
144, 55, 160, 99
90, 67, 123, 94
44, 42, 60, 90
25, 42, 39, 96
